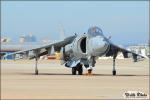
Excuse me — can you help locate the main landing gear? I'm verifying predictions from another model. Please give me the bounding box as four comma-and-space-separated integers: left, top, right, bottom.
72, 64, 83, 75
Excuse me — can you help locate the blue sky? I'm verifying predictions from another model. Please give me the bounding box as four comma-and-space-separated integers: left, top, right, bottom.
1, 1, 149, 45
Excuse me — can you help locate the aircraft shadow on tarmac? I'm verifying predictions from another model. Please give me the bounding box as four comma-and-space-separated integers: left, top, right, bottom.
16, 73, 149, 77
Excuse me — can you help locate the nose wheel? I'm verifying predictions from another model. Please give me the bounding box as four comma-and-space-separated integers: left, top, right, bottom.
72, 64, 83, 75
72, 67, 77, 75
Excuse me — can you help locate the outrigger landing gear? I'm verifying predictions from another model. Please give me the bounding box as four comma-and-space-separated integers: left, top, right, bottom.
112, 58, 116, 75
112, 54, 117, 76
72, 64, 83, 75
35, 57, 39, 75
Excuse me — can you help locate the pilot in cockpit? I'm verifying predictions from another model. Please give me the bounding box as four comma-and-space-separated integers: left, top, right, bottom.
87, 26, 104, 37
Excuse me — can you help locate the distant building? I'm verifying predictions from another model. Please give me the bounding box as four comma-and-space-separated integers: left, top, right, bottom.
1, 37, 11, 43
19, 36, 26, 43
19, 33, 37, 43
127, 44, 149, 58
42, 39, 51, 43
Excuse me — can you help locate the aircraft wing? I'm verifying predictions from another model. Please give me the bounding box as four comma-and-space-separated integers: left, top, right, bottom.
5, 35, 76, 60
105, 43, 147, 62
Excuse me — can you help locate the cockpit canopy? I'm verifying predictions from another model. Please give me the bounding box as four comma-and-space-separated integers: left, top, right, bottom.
87, 26, 103, 37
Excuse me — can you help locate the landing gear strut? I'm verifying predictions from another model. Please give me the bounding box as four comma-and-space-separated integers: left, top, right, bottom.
72, 64, 83, 75
112, 58, 116, 75
112, 54, 117, 75
35, 57, 39, 75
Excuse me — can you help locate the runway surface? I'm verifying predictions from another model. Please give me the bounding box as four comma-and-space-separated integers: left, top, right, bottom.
1, 59, 149, 99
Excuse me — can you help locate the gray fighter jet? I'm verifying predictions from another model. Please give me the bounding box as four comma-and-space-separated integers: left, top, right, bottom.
7, 26, 145, 75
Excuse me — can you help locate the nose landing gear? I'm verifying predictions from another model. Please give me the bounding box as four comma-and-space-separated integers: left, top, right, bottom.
72, 64, 83, 75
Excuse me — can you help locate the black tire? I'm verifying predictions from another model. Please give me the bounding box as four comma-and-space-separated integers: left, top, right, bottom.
112, 70, 116, 75
72, 67, 77, 75
35, 70, 38, 75
77, 65, 83, 75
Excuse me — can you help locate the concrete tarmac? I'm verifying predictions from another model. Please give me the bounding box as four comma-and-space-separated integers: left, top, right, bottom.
1, 59, 149, 99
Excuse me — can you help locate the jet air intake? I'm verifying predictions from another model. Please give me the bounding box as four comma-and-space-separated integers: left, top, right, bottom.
80, 37, 86, 53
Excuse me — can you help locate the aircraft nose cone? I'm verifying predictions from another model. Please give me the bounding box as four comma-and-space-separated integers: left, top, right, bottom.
92, 36, 107, 50
97, 38, 106, 48
90, 36, 109, 56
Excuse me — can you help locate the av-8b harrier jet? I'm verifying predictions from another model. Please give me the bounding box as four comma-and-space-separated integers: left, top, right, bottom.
7, 26, 145, 75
